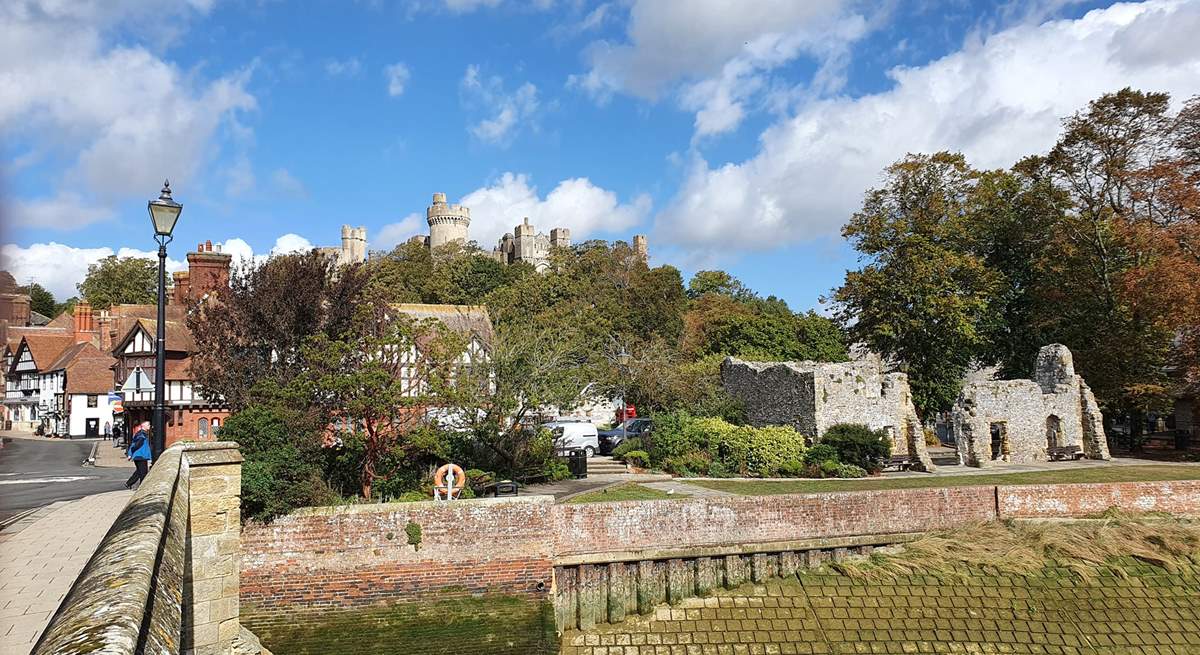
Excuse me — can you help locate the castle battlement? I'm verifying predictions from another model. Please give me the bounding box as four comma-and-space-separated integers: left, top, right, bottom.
427, 192, 471, 248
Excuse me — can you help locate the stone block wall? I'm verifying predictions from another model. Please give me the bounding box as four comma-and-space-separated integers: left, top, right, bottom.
182, 444, 244, 655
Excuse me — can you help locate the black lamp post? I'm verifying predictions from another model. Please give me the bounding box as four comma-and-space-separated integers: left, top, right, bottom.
617, 346, 631, 446
148, 180, 182, 459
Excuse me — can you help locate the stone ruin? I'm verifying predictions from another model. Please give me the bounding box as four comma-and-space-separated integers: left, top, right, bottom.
952, 344, 1109, 467
721, 353, 935, 471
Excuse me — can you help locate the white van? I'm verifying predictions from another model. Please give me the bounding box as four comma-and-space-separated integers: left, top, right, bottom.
543, 420, 600, 457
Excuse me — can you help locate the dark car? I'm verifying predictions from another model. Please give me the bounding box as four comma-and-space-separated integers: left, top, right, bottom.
598, 418, 652, 454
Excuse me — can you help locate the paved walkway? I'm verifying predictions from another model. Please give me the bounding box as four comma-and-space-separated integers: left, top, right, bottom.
93, 440, 133, 469
640, 480, 736, 497
0, 490, 131, 654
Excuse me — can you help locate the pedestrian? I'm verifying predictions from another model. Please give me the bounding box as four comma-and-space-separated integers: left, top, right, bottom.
103, 421, 112, 442
125, 421, 152, 489
112, 423, 122, 448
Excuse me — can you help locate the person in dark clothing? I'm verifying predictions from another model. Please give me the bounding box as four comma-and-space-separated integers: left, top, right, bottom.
112, 423, 122, 448
126, 421, 152, 489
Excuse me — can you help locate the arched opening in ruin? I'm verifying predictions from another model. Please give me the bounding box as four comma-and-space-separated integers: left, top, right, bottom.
989, 422, 1008, 461
1046, 415, 1062, 451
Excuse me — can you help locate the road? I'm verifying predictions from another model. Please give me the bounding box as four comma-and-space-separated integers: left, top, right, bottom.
0, 437, 129, 527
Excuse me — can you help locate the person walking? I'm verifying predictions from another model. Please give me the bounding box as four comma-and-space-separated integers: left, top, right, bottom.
112, 423, 123, 448
125, 421, 152, 489
103, 421, 112, 442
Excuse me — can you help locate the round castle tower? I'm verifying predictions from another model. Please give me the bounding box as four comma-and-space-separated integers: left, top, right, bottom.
427, 192, 471, 249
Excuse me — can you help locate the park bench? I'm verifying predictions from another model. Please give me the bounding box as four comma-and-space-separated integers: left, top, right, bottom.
883, 454, 913, 472
1047, 445, 1084, 461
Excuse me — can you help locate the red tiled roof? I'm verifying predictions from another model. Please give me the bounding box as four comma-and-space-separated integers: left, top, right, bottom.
113, 318, 195, 355
20, 334, 76, 370
164, 357, 193, 380
47, 312, 74, 329
49, 342, 117, 394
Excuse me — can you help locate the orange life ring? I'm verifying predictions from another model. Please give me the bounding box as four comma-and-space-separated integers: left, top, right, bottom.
434, 463, 466, 491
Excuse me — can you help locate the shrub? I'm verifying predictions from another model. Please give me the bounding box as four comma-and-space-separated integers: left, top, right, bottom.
924, 427, 940, 447
623, 450, 650, 468
778, 459, 807, 477
662, 451, 710, 477
543, 458, 572, 481
821, 423, 892, 473
611, 437, 643, 460
834, 463, 868, 478
819, 459, 840, 478
802, 443, 839, 467
222, 403, 333, 522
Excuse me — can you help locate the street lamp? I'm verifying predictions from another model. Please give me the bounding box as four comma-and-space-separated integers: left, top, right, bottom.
147, 180, 181, 459
616, 346, 631, 447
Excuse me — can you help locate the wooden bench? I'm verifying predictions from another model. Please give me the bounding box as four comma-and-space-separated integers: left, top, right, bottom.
884, 454, 913, 472
1047, 445, 1085, 461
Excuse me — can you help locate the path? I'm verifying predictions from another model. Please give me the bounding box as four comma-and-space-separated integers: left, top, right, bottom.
524, 457, 672, 500
0, 489, 132, 654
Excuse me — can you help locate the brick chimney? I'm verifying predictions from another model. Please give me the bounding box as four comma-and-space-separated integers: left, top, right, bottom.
185, 240, 233, 302
172, 271, 191, 305
73, 300, 97, 345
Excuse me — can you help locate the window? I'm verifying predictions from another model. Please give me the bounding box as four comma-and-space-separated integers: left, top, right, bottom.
87, 395, 98, 408
198, 418, 209, 439
211, 418, 220, 434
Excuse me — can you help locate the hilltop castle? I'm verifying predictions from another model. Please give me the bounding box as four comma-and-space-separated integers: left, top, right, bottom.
421, 192, 647, 271
316, 225, 368, 267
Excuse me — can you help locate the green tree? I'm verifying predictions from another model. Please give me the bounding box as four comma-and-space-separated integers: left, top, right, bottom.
77, 256, 158, 309
832, 152, 999, 417
687, 270, 755, 301
22, 283, 56, 317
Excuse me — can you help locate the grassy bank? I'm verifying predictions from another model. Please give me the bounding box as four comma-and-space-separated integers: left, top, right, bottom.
564, 483, 681, 504
689, 463, 1200, 495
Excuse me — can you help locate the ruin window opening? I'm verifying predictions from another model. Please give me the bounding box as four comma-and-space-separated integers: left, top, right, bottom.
1046, 415, 1062, 451
989, 422, 1008, 461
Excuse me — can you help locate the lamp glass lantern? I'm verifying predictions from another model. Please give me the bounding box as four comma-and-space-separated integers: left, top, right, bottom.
148, 180, 182, 238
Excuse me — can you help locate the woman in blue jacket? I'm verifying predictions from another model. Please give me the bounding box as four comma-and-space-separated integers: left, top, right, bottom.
126, 421, 152, 489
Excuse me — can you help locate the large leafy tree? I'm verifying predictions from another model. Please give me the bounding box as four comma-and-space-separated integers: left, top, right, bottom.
23, 283, 57, 317
77, 256, 157, 309
832, 152, 999, 417
188, 252, 367, 410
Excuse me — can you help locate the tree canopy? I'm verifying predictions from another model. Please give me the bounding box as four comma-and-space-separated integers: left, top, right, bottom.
77, 256, 158, 309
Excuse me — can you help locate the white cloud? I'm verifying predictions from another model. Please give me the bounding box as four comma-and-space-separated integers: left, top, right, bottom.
270, 234, 313, 256
653, 0, 1200, 256
270, 168, 307, 197
461, 173, 650, 247
385, 62, 411, 97
574, 0, 851, 101
7, 194, 116, 230
442, 0, 502, 12
0, 242, 184, 300
374, 213, 425, 250
324, 57, 362, 78
460, 65, 540, 145
225, 156, 255, 197
0, 0, 256, 228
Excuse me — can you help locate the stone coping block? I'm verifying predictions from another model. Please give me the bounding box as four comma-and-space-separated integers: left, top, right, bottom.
32, 448, 186, 655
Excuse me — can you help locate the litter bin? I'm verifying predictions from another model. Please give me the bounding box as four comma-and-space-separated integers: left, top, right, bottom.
560, 449, 588, 479
487, 480, 519, 497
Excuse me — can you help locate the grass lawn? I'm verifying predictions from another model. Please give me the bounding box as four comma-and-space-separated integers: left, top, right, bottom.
565, 483, 682, 504
689, 464, 1200, 496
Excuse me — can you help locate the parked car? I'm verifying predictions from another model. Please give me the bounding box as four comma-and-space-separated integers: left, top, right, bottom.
543, 420, 600, 457
598, 418, 652, 454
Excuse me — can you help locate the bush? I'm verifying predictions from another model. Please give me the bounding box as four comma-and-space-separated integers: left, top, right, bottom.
623, 450, 650, 468
611, 437, 643, 460
834, 463, 868, 478
821, 423, 891, 473
802, 443, 839, 467
924, 427, 940, 447
778, 459, 807, 477
646, 411, 807, 477
662, 451, 710, 477
221, 403, 333, 522
542, 458, 572, 481
818, 459, 840, 477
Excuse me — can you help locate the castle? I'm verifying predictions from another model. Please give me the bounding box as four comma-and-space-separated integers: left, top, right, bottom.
422, 192, 647, 271
316, 225, 368, 268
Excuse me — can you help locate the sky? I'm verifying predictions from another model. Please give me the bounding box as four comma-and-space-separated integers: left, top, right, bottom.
2, 0, 1199, 311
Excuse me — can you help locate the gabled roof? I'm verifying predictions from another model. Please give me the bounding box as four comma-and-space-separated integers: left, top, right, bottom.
15, 334, 76, 372
390, 303, 495, 345
112, 318, 195, 356
47, 311, 74, 329
29, 311, 51, 326
40, 341, 117, 394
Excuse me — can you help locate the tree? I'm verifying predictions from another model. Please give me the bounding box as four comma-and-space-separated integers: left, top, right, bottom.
188, 252, 367, 410
687, 270, 755, 301
832, 152, 999, 417
77, 256, 158, 309
22, 283, 56, 317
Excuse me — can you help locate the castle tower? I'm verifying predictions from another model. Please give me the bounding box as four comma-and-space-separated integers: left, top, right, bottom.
633, 234, 648, 261
427, 192, 471, 249
550, 227, 571, 249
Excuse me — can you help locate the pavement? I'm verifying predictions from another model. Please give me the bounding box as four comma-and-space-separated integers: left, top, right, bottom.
93, 439, 134, 469
0, 433, 130, 526
0, 489, 132, 654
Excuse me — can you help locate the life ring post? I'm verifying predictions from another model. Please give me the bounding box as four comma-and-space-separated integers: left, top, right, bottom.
433, 462, 466, 500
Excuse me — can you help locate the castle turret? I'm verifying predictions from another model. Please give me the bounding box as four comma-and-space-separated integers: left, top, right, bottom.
427, 192, 471, 249
633, 234, 648, 261
550, 227, 571, 249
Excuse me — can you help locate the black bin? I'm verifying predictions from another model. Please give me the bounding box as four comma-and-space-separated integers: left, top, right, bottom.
561, 449, 588, 479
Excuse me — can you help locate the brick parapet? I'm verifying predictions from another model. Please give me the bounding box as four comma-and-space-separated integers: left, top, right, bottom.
998, 479, 1200, 518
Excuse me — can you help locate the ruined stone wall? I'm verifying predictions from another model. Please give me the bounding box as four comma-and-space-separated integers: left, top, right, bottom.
952, 345, 1110, 467
721, 356, 933, 468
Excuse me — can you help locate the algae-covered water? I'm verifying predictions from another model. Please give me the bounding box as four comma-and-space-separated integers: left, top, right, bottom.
244, 594, 558, 655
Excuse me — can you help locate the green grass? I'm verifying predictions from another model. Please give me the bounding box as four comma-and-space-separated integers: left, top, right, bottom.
689, 464, 1200, 495
564, 483, 682, 504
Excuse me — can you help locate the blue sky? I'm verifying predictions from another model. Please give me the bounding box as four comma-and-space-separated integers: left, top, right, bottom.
3, 0, 1199, 309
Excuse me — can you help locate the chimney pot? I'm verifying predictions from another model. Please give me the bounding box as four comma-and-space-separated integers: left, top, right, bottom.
205, 240, 213, 251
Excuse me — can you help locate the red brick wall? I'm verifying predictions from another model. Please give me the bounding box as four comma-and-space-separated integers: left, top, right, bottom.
553, 486, 997, 557
240, 497, 556, 615
998, 480, 1200, 518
